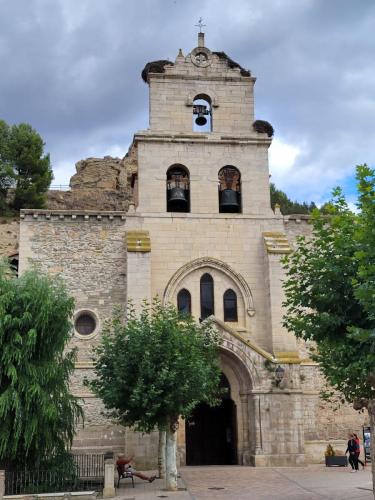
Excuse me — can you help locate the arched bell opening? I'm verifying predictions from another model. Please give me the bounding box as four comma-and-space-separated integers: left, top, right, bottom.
218, 166, 242, 213
185, 373, 238, 465
166, 164, 190, 213
193, 94, 212, 132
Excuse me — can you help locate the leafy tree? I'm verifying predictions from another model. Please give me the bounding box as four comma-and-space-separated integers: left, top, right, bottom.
89, 299, 222, 491
282, 165, 375, 494
0, 261, 83, 469
270, 182, 317, 214
0, 120, 53, 212
0, 121, 15, 213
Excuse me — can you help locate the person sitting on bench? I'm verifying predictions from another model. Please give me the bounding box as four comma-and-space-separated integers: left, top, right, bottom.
116, 453, 156, 483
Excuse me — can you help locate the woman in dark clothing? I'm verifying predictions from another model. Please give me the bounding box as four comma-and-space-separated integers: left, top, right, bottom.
346, 433, 359, 472
353, 433, 365, 469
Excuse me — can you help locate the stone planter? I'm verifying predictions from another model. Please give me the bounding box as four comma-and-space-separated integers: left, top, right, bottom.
325, 455, 348, 467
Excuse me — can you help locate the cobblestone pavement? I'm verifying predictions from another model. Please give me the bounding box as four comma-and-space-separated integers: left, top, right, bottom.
180, 465, 373, 500
114, 465, 373, 500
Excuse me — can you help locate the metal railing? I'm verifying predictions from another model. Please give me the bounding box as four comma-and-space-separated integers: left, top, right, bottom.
50, 185, 71, 191
72, 453, 105, 478
5, 454, 105, 495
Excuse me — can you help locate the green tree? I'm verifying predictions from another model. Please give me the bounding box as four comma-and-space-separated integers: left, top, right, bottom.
270, 182, 317, 214
0, 120, 53, 212
0, 121, 15, 213
89, 299, 222, 491
0, 261, 83, 469
282, 165, 375, 494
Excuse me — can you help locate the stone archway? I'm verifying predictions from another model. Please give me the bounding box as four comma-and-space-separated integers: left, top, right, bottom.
219, 347, 255, 465
180, 343, 257, 466
185, 373, 238, 465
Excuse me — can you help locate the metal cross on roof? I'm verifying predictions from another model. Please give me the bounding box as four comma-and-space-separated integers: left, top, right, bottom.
195, 17, 206, 33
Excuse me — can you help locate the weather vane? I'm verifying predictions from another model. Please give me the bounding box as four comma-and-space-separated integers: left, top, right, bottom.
195, 17, 206, 33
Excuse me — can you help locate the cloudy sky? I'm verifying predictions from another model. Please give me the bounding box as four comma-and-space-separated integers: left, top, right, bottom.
1, 0, 374, 206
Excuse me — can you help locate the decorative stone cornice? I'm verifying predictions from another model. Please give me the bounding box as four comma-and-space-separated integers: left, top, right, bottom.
263, 232, 292, 254
126, 230, 151, 252
275, 351, 302, 364
148, 73, 255, 83
20, 209, 126, 222
283, 214, 312, 224
134, 132, 271, 147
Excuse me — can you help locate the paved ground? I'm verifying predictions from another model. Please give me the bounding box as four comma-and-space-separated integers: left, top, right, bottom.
115, 465, 373, 500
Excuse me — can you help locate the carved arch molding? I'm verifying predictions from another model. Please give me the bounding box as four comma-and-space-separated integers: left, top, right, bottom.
186, 89, 219, 107
163, 257, 255, 317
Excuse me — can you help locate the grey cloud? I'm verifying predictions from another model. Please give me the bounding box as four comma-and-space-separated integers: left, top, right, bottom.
0, 0, 374, 202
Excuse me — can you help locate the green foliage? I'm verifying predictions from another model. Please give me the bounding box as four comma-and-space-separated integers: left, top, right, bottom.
0, 119, 53, 213
270, 182, 317, 214
282, 165, 375, 404
0, 261, 83, 468
0, 120, 15, 213
88, 299, 222, 432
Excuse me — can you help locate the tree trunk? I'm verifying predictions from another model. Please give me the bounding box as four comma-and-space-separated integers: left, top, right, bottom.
158, 427, 166, 479
165, 417, 178, 491
368, 398, 375, 499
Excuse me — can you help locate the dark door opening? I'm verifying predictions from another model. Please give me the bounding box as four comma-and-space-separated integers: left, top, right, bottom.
185, 375, 237, 465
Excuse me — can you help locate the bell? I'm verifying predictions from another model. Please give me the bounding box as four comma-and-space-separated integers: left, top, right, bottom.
168, 186, 188, 211
194, 104, 208, 126
219, 189, 240, 213
195, 113, 207, 126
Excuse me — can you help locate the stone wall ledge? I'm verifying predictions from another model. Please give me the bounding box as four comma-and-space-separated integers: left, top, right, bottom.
131, 212, 277, 220
20, 210, 126, 222
149, 73, 256, 83
134, 132, 271, 146
283, 214, 312, 224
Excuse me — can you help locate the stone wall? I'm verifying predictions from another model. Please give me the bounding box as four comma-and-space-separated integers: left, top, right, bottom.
300, 363, 369, 462
19, 210, 128, 453
0, 217, 19, 258
284, 215, 313, 246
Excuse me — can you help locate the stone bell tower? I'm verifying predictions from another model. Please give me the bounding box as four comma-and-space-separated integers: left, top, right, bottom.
124, 32, 304, 467
134, 31, 274, 217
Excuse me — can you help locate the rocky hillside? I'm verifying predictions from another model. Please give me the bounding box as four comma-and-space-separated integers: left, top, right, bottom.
47, 155, 134, 211
0, 217, 19, 258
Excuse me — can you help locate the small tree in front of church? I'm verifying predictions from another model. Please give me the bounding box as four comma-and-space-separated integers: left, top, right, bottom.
89, 299, 222, 491
0, 260, 83, 470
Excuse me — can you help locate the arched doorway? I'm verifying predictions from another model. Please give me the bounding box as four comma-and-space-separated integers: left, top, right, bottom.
185, 374, 237, 465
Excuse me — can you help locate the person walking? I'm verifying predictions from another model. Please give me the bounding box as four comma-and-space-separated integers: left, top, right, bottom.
345, 433, 359, 472
353, 433, 365, 469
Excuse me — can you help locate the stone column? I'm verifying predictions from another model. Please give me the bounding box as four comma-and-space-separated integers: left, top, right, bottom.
263, 233, 298, 354
126, 230, 152, 314
103, 452, 116, 498
0, 470, 5, 500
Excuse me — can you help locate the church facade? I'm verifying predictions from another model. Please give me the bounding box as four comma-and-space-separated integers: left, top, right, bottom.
18, 34, 367, 468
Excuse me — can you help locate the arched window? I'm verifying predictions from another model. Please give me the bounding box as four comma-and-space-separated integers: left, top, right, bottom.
177, 289, 191, 316
166, 164, 190, 212
223, 289, 238, 322
200, 273, 214, 320
218, 166, 241, 213
193, 94, 212, 132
